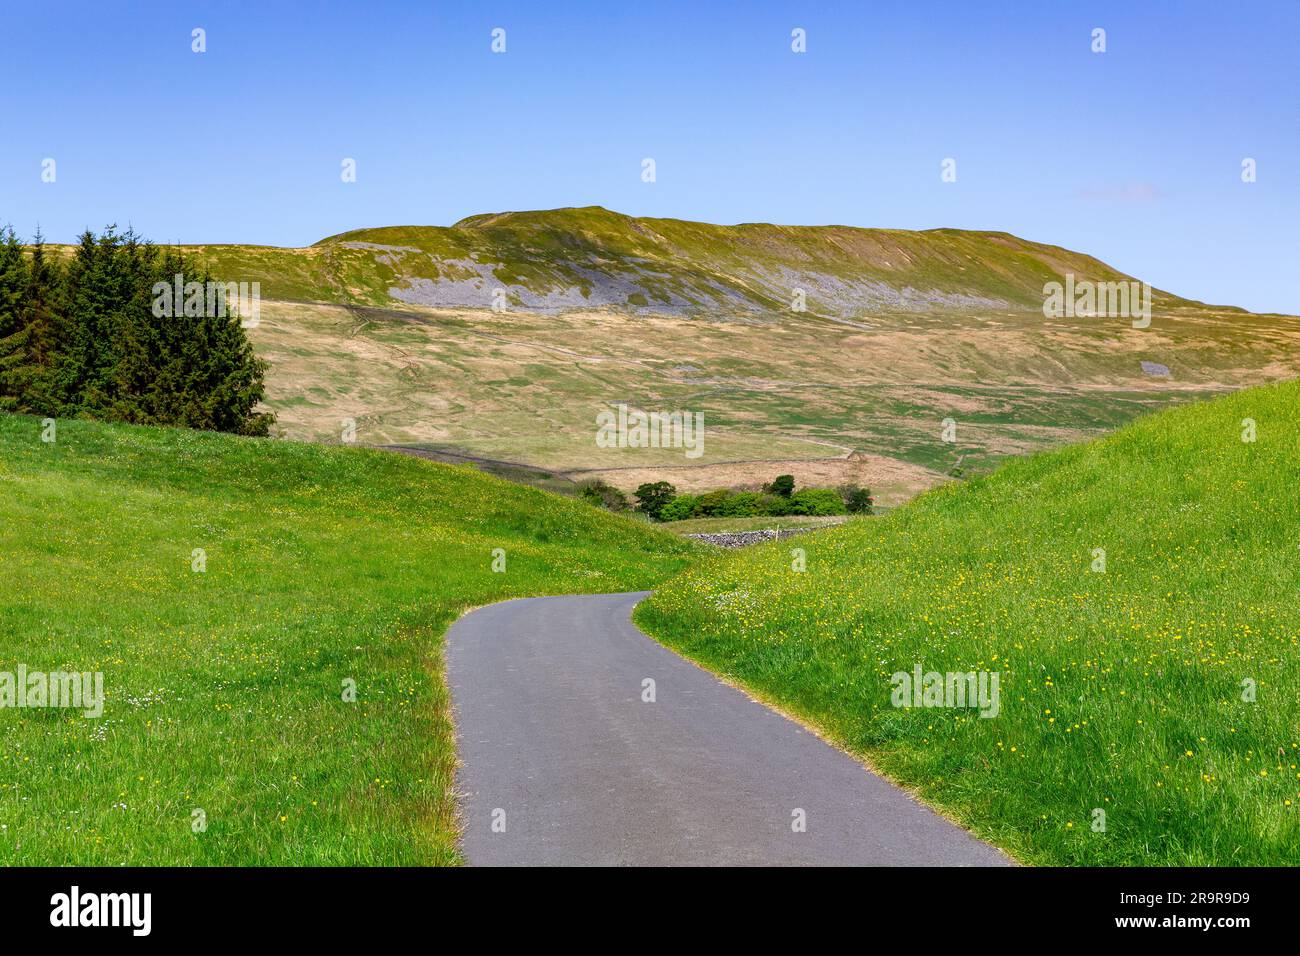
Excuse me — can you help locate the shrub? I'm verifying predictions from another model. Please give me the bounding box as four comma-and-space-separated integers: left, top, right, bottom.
639, 481, 857, 521
692, 489, 732, 517
658, 495, 697, 522
577, 478, 628, 512
633, 481, 676, 520
763, 474, 795, 498
759, 492, 795, 516
838, 483, 875, 515
719, 491, 765, 517
789, 488, 846, 516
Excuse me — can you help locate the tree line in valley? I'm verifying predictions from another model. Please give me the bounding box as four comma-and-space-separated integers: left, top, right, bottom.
578, 473, 874, 522
0, 226, 272, 435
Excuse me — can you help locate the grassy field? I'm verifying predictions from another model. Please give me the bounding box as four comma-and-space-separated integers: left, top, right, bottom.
636, 379, 1300, 865
0, 414, 698, 864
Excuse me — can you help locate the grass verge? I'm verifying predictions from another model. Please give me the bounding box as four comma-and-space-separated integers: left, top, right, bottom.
0, 414, 698, 864
636, 380, 1300, 865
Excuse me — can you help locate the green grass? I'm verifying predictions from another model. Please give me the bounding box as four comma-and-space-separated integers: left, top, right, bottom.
0, 414, 699, 864
636, 379, 1300, 865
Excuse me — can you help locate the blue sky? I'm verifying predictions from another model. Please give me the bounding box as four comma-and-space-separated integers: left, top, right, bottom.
2, 0, 1297, 312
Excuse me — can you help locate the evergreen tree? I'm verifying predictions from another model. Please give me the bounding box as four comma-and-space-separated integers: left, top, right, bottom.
0, 225, 273, 435
0, 230, 65, 414
0, 227, 31, 411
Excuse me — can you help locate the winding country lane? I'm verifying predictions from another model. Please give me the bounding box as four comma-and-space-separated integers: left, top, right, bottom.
446, 591, 1011, 866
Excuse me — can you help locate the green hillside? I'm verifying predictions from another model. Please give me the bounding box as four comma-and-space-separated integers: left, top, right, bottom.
636, 379, 1300, 865
185, 206, 1200, 314
0, 413, 698, 864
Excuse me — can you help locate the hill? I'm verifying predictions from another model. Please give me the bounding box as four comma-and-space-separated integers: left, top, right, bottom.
0, 412, 697, 864
635, 379, 1300, 865
191, 205, 1199, 315
164, 210, 1300, 504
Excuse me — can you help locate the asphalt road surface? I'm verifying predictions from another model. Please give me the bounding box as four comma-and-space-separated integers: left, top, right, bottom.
446, 591, 1011, 866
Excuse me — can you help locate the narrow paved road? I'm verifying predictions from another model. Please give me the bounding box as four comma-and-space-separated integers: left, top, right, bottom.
447, 592, 1010, 866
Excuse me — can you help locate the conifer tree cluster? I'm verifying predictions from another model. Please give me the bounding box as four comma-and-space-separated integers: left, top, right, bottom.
0, 226, 272, 435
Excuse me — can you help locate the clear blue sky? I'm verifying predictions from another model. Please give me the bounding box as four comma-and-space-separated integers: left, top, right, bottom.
2, 0, 1297, 312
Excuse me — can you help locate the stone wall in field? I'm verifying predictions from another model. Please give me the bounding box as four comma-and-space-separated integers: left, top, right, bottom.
683, 527, 818, 549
